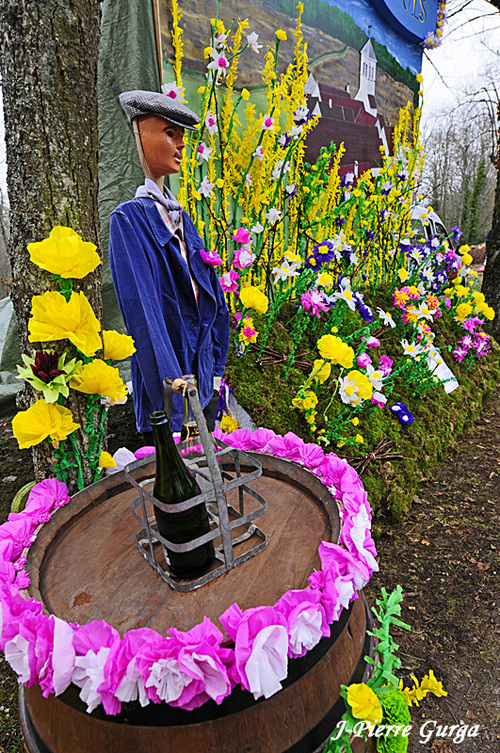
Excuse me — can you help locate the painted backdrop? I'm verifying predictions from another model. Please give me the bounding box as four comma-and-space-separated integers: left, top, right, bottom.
158, 0, 432, 175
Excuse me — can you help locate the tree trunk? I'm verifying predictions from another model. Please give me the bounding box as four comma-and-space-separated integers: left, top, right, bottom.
482, 101, 500, 342
0, 0, 102, 489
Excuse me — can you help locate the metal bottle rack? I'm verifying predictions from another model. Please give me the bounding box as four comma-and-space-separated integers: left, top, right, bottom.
124, 381, 267, 592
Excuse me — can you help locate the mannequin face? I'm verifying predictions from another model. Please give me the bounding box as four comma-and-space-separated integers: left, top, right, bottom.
137, 114, 186, 177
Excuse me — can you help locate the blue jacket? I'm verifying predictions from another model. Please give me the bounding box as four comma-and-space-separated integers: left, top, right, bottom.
109, 197, 229, 432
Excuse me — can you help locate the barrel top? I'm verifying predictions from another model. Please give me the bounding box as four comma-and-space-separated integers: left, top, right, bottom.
26, 454, 339, 634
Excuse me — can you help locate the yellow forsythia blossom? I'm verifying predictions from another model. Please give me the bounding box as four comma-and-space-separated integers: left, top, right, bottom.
12, 400, 80, 449
27, 226, 101, 279
103, 330, 136, 361
28, 290, 102, 357
70, 359, 128, 403
240, 286, 269, 314
347, 683, 383, 725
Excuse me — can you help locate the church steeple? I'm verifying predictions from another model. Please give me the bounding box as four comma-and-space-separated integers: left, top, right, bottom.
355, 38, 378, 117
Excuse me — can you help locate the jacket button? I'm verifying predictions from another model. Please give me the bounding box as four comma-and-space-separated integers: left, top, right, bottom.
190, 322, 196, 328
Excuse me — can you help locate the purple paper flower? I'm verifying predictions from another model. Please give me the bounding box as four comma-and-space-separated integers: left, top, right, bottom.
389, 402, 414, 425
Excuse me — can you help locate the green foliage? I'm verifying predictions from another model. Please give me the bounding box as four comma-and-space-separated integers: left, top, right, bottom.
226, 308, 500, 524
462, 157, 488, 245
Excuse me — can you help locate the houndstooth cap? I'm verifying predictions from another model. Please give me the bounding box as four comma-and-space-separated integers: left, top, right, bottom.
119, 90, 200, 130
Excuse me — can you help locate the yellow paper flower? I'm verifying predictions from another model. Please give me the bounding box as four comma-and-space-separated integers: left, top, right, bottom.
103, 330, 136, 361
317, 335, 354, 368
461, 252, 473, 266
302, 391, 318, 410
27, 226, 101, 279
220, 415, 239, 434
416, 73, 423, 83
312, 359, 331, 384
239, 286, 269, 314
28, 290, 102, 357
12, 400, 80, 449
275, 29, 287, 41
348, 370, 373, 402
99, 451, 117, 468
455, 302, 473, 323
347, 683, 383, 725
241, 88, 250, 101
70, 359, 128, 403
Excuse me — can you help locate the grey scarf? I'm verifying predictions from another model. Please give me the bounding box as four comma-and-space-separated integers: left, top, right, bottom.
135, 178, 183, 225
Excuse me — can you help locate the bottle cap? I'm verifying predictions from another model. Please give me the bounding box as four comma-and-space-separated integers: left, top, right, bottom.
149, 411, 169, 426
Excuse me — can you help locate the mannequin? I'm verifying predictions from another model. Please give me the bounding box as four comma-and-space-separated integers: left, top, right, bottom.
108, 90, 229, 438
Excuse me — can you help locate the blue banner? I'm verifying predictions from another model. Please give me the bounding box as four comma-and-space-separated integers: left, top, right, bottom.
369, 0, 438, 42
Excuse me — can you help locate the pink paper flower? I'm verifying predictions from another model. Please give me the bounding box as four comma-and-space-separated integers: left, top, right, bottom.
378, 354, 393, 376
301, 290, 329, 318
366, 336, 380, 348
221, 605, 289, 700
200, 248, 223, 266
276, 589, 329, 658
371, 391, 387, 408
72, 620, 122, 714
134, 446, 156, 459
357, 353, 372, 369
232, 228, 252, 245
219, 270, 240, 293
233, 247, 255, 270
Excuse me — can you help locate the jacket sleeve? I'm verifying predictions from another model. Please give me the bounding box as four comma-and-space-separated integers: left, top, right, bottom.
208, 265, 230, 376
108, 209, 183, 416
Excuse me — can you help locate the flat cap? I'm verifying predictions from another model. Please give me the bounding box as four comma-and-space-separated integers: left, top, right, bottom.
119, 89, 200, 131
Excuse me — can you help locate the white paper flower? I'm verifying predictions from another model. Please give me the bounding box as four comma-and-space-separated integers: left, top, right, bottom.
253, 146, 264, 161
376, 307, 395, 328
247, 31, 262, 53
272, 258, 301, 283
205, 111, 218, 135
72, 647, 112, 713
265, 208, 282, 224
196, 142, 213, 164
145, 657, 192, 703
244, 624, 288, 699
251, 221, 264, 234
115, 658, 150, 706
199, 176, 215, 198
288, 609, 324, 656
161, 83, 185, 102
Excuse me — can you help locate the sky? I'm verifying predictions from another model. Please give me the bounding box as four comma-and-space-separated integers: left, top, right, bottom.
421, 0, 500, 122
0, 2, 499, 198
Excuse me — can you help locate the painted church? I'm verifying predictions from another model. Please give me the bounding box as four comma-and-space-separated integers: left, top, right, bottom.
305, 39, 393, 178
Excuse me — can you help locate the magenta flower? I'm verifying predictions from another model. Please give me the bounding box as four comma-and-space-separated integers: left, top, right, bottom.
232, 228, 252, 245
200, 248, 223, 266
220, 604, 288, 699
301, 290, 329, 318
276, 589, 330, 658
371, 391, 387, 408
378, 354, 393, 376
366, 336, 380, 348
356, 353, 372, 369
219, 269, 240, 293
232, 247, 255, 270
452, 345, 468, 363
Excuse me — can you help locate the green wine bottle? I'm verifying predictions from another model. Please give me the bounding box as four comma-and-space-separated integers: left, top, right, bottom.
150, 410, 215, 578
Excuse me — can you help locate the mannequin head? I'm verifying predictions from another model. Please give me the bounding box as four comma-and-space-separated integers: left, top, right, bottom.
135, 114, 185, 179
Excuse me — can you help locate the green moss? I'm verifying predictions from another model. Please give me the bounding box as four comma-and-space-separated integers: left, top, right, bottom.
225, 309, 500, 526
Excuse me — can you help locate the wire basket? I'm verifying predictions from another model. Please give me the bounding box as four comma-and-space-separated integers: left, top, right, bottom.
124, 382, 267, 592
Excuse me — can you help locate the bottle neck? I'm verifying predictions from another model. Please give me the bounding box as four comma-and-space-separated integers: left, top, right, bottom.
152, 420, 188, 477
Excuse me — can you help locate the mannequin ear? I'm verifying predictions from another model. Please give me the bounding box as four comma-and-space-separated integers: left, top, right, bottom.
133, 118, 155, 180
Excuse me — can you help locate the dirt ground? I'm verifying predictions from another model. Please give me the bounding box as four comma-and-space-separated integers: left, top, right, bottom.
0, 389, 499, 752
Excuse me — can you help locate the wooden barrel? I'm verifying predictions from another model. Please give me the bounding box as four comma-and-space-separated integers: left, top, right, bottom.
20, 454, 373, 753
